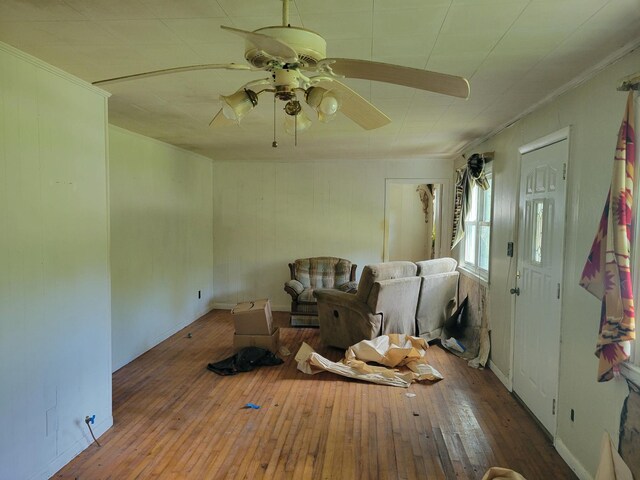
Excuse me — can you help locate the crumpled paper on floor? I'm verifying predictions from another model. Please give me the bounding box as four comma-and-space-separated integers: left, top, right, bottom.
295, 334, 443, 388
595, 432, 632, 480
481, 467, 526, 480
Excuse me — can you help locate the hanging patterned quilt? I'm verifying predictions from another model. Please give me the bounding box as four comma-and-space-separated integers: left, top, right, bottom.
580, 91, 636, 382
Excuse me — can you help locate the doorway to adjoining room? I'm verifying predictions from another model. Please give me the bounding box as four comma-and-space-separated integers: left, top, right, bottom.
384, 179, 445, 262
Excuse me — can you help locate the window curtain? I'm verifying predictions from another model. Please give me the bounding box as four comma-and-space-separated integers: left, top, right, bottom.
579, 91, 636, 382
416, 184, 434, 222
451, 154, 490, 249
416, 184, 435, 259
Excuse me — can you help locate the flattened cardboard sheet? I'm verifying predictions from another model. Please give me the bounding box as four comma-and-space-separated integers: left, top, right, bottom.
295, 334, 443, 388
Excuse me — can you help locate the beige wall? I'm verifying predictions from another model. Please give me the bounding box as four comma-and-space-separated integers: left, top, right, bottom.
212, 159, 453, 310
0, 43, 112, 479
462, 48, 640, 477
109, 126, 214, 372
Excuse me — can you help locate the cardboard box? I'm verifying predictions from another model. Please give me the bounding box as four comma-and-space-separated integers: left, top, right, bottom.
233, 327, 280, 353
231, 298, 273, 335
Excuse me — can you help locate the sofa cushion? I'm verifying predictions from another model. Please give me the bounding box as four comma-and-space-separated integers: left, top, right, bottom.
356, 261, 417, 303
415, 258, 457, 276
415, 266, 459, 341
298, 288, 317, 303
368, 276, 421, 335
295, 257, 352, 289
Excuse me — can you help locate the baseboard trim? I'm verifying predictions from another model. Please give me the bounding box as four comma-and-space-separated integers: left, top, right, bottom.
555, 437, 593, 480
113, 315, 200, 372
489, 360, 512, 391
46, 415, 114, 479
290, 315, 319, 327
212, 302, 290, 312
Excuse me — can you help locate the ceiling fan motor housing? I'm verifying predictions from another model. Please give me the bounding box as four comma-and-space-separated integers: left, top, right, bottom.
245, 26, 327, 68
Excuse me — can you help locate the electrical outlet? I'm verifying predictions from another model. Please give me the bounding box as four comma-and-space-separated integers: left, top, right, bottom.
85, 415, 95, 425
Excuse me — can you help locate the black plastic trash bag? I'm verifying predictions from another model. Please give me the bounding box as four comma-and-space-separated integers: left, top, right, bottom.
207, 347, 283, 376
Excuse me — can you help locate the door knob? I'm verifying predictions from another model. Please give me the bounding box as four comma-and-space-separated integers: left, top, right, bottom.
510, 287, 520, 296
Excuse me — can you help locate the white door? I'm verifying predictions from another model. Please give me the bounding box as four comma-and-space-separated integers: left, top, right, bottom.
513, 137, 568, 437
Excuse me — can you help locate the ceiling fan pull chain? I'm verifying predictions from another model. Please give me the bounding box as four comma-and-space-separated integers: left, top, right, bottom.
272, 95, 278, 148
282, 0, 289, 27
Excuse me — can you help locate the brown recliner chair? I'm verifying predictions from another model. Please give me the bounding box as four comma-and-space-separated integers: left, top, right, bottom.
284, 257, 357, 326
314, 261, 421, 349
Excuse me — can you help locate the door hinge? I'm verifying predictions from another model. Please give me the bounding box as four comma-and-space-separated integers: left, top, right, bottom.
552, 398, 556, 415
562, 163, 567, 180
557, 283, 561, 299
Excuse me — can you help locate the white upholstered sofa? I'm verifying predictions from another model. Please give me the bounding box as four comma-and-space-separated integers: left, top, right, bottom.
314, 258, 459, 348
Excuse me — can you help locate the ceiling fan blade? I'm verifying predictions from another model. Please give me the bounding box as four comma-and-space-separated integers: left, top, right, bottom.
313, 78, 391, 130
221, 25, 298, 63
92, 63, 254, 86
321, 58, 470, 99
209, 108, 236, 128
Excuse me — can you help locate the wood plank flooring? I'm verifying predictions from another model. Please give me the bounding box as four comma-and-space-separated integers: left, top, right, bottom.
53, 310, 576, 480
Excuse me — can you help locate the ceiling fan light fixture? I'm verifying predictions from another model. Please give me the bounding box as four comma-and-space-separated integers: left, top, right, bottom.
220, 88, 258, 122
283, 99, 302, 116
284, 109, 312, 135
318, 94, 339, 122
305, 86, 340, 122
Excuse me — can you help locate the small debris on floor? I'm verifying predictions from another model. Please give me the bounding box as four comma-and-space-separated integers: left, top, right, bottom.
405, 392, 417, 398
279, 346, 291, 356
243, 403, 261, 409
413, 412, 420, 416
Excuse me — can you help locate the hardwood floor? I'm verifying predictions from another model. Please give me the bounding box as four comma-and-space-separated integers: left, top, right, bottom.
53, 310, 576, 480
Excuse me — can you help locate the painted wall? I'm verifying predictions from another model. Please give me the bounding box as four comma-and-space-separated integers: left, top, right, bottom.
387, 183, 432, 262
0, 43, 112, 479
212, 159, 453, 310
109, 126, 214, 372
463, 47, 640, 477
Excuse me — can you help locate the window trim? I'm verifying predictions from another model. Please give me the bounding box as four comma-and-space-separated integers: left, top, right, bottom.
459, 166, 492, 283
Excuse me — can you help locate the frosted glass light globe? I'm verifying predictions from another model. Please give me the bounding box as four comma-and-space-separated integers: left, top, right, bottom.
319, 95, 339, 116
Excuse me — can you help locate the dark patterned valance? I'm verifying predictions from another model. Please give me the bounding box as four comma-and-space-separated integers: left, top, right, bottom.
450, 152, 493, 249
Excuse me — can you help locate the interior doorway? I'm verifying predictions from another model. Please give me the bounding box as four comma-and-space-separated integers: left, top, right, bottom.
384, 179, 446, 262
512, 128, 569, 438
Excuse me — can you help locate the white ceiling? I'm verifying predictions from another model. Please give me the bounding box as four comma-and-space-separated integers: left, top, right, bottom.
2, 0, 640, 161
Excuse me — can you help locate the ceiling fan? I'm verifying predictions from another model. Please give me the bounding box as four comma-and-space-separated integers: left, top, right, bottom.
93, 0, 470, 137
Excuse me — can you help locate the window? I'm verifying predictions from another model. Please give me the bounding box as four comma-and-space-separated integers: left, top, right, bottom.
460, 168, 492, 282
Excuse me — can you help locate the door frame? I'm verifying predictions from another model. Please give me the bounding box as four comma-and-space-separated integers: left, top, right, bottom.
383, 177, 452, 261
509, 126, 571, 440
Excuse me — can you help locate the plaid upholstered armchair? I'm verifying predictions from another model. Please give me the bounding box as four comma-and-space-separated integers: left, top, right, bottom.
284, 257, 357, 326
